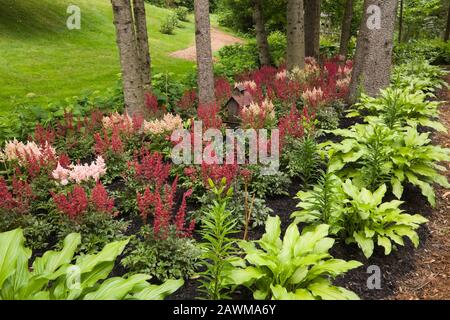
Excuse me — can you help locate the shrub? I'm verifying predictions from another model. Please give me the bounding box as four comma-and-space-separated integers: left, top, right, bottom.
0, 229, 183, 300
122, 226, 201, 281
160, 13, 178, 35
175, 6, 189, 22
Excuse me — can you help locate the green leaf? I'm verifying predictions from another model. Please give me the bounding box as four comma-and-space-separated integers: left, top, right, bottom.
0, 229, 30, 290
130, 279, 184, 300
377, 236, 392, 255
353, 231, 374, 258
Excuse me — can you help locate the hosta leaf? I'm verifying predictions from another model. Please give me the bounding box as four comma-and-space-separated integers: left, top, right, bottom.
377, 236, 392, 255
308, 278, 359, 300
260, 216, 282, 252
83, 274, 150, 300
294, 224, 329, 256
391, 178, 404, 199
271, 285, 315, 300
130, 279, 183, 300
229, 267, 264, 285
353, 231, 374, 258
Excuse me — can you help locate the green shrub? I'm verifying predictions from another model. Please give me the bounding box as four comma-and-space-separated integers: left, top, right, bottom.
159, 13, 178, 35
122, 226, 201, 281
175, 6, 189, 21
394, 40, 450, 65
0, 229, 183, 300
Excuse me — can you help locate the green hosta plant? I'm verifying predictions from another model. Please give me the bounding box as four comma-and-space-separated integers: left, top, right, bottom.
321, 123, 395, 190
291, 172, 345, 235
340, 180, 428, 258
388, 126, 450, 206
0, 229, 183, 300
322, 124, 450, 206
348, 87, 446, 132
229, 216, 362, 300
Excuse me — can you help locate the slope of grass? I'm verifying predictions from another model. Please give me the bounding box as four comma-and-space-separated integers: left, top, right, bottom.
0, 0, 196, 113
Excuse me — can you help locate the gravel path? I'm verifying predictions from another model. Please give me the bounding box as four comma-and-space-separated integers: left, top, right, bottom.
169, 27, 244, 61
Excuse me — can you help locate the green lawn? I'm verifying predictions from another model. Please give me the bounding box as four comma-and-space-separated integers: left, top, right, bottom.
0, 0, 197, 114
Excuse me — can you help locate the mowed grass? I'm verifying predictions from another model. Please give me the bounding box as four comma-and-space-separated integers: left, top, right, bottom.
0, 0, 196, 113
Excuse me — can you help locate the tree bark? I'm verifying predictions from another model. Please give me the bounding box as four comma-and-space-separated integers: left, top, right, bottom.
194, 0, 216, 105
445, 3, 450, 42
287, 0, 305, 70
348, 0, 398, 104
398, 0, 404, 43
339, 0, 354, 57
132, 0, 152, 90
111, 0, 145, 116
304, 0, 321, 58
253, 0, 272, 66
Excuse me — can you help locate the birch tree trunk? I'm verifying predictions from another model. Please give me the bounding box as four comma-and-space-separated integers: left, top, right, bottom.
111, 0, 145, 116
253, 0, 272, 66
132, 0, 152, 90
304, 0, 321, 59
348, 0, 398, 104
194, 0, 216, 105
287, 0, 305, 71
339, 0, 354, 57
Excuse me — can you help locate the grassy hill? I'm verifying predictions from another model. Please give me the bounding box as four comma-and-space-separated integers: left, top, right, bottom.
0, 0, 196, 113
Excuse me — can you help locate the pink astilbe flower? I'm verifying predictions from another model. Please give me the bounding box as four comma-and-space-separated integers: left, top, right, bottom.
143, 113, 183, 135
2, 139, 56, 165
51, 185, 89, 219
302, 87, 325, 108
102, 112, 134, 134
52, 156, 107, 185
91, 182, 115, 215
145, 92, 159, 115
240, 99, 275, 129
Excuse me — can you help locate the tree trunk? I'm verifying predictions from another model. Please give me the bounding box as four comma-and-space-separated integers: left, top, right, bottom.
348, 0, 398, 104
111, 0, 145, 116
304, 0, 321, 58
287, 0, 305, 70
398, 0, 404, 43
194, 0, 216, 105
339, 0, 354, 57
132, 0, 152, 90
253, 0, 272, 66
445, 3, 450, 42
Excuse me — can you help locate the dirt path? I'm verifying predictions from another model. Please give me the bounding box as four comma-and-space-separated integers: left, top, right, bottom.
169, 27, 244, 61
388, 71, 450, 300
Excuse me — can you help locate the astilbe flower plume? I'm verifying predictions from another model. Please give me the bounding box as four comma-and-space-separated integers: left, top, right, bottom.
197, 103, 223, 129
91, 182, 115, 215
145, 92, 159, 115
177, 89, 197, 112
131, 149, 170, 187
0, 177, 34, 214
51, 185, 89, 219
214, 78, 232, 104
137, 177, 194, 239
201, 162, 239, 189
52, 156, 106, 185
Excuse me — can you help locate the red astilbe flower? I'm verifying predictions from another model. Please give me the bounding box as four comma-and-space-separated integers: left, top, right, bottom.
214, 78, 232, 104
131, 149, 171, 187
0, 177, 34, 214
32, 124, 55, 147
94, 127, 124, 156
51, 185, 89, 219
201, 162, 239, 189
91, 182, 115, 215
111, 127, 124, 154
174, 188, 195, 237
145, 92, 159, 115
177, 89, 197, 112
137, 177, 194, 239
197, 102, 223, 129
279, 106, 305, 146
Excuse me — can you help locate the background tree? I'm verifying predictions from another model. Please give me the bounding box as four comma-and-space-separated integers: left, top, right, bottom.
133, 0, 152, 90
304, 0, 321, 58
111, 0, 145, 116
398, 0, 404, 43
287, 0, 305, 70
445, 1, 450, 41
348, 0, 398, 104
339, 0, 354, 57
194, 0, 216, 105
253, 0, 272, 66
